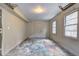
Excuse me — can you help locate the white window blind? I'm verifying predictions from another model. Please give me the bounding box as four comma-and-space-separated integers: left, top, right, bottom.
52, 21, 56, 34
64, 11, 78, 38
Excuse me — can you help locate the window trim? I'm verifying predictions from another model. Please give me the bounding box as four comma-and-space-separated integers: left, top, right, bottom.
52, 20, 56, 34
64, 10, 79, 39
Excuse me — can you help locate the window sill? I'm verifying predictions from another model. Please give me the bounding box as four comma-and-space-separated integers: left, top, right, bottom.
64, 36, 77, 40
52, 33, 56, 35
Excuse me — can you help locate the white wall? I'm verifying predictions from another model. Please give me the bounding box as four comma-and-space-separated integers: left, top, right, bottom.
1, 7, 29, 55
49, 4, 79, 55
28, 21, 49, 38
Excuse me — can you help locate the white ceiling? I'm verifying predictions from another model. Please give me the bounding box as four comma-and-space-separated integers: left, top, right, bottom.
16, 3, 68, 21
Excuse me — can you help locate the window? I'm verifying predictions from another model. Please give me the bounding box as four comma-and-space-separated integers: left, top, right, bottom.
52, 21, 56, 34
64, 11, 78, 38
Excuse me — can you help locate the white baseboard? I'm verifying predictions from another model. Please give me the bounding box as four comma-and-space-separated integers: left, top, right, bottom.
2, 38, 27, 56
29, 37, 48, 39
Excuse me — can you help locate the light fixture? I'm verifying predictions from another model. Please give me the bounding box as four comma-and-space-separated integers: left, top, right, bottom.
32, 6, 45, 14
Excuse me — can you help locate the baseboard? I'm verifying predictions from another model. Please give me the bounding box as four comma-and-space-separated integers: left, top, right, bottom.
3, 37, 48, 55
3, 38, 27, 56
50, 38, 75, 56
2, 40, 22, 56
29, 37, 49, 39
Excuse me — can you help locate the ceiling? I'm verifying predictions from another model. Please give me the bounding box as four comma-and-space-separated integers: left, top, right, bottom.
16, 3, 68, 21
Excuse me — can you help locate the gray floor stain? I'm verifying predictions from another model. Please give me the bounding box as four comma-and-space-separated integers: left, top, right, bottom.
6, 39, 68, 56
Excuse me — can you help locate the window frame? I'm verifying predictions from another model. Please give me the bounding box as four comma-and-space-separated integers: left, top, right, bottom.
64, 10, 79, 39
52, 20, 56, 34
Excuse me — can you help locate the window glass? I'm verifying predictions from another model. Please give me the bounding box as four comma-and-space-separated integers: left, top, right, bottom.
52, 21, 56, 34
64, 11, 78, 38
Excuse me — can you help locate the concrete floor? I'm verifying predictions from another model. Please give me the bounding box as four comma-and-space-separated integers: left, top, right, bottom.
6, 39, 68, 56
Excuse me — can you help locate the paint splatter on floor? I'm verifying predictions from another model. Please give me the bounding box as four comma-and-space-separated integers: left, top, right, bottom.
6, 39, 68, 56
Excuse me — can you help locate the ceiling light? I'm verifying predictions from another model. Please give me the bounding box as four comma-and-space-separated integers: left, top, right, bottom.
32, 6, 45, 14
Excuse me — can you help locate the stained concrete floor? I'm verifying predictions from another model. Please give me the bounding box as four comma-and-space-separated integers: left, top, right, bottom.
6, 39, 68, 56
